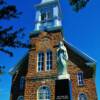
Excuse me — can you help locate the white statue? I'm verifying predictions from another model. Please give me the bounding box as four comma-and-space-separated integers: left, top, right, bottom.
57, 41, 69, 76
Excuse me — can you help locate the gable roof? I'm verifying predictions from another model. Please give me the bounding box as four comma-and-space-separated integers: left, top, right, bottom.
64, 40, 96, 66
9, 40, 96, 76
9, 53, 28, 75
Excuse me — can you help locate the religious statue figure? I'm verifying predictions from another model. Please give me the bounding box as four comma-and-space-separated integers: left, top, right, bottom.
57, 41, 69, 76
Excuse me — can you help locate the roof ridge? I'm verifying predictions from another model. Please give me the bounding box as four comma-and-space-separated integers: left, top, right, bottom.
64, 39, 96, 63
9, 52, 28, 75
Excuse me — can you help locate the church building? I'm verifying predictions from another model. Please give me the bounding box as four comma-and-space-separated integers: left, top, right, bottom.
9, 0, 97, 100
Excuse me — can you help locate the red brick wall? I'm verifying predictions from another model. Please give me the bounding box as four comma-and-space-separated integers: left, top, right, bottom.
24, 31, 63, 100
27, 31, 63, 78
10, 31, 97, 100
68, 61, 97, 100
10, 57, 28, 100
24, 79, 55, 100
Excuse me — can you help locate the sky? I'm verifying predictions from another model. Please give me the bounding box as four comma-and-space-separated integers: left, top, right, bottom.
0, 0, 100, 100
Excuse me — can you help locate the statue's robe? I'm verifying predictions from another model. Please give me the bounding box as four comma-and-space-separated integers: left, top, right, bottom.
57, 47, 68, 75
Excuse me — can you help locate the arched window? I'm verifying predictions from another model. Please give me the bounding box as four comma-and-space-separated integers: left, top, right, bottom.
46, 50, 52, 71
78, 93, 88, 100
77, 71, 84, 86
17, 96, 24, 100
41, 10, 53, 22
20, 76, 25, 90
37, 86, 51, 100
38, 52, 44, 72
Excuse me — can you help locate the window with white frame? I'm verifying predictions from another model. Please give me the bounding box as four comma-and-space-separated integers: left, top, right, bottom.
77, 71, 84, 86
38, 52, 44, 72
37, 86, 51, 100
78, 93, 87, 100
20, 76, 25, 90
46, 50, 52, 71
17, 96, 24, 100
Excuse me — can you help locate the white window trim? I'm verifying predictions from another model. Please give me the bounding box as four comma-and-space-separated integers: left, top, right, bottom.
37, 85, 51, 100
78, 93, 88, 100
37, 52, 44, 72
77, 71, 84, 86
37, 52, 38, 72
45, 50, 52, 71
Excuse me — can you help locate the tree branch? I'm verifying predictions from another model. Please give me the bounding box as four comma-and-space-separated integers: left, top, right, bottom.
69, 0, 89, 12
0, 47, 13, 56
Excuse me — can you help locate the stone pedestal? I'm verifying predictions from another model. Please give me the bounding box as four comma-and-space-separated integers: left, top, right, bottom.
58, 73, 70, 80
55, 79, 71, 100
55, 73, 71, 100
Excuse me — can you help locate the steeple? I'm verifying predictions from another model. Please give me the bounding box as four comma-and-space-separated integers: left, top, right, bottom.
34, 0, 62, 32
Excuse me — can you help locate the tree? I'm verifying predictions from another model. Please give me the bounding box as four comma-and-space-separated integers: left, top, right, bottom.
0, 0, 89, 75
0, 0, 89, 56
69, 0, 89, 12
0, 0, 29, 57
0, 0, 29, 74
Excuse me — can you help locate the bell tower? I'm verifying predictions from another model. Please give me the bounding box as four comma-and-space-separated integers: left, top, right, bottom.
25, 0, 64, 100
34, 0, 62, 32
9, 0, 97, 100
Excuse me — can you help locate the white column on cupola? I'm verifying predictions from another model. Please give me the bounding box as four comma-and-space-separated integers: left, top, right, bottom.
53, 5, 62, 27
35, 11, 41, 31
34, 0, 62, 32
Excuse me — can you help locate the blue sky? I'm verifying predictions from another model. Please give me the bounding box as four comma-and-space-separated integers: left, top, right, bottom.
0, 0, 100, 99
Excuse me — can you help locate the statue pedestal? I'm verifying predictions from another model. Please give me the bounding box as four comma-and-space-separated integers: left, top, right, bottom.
55, 79, 71, 100
55, 74, 71, 100
58, 74, 70, 80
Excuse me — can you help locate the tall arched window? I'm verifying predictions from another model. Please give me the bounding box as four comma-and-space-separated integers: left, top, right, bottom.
20, 76, 25, 90
37, 86, 51, 100
78, 93, 88, 100
46, 50, 52, 71
17, 96, 24, 100
38, 52, 44, 72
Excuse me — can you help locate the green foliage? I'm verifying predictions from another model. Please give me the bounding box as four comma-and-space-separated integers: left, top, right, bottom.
0, 26, 28, 56
0, 0, 29, 74
0, 0, 90, 74
0, 0, 22, 20
69, 0, 89, 12
0, 5, 22, 19
0, 0, 29, 57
